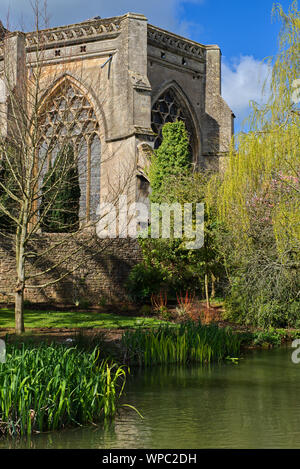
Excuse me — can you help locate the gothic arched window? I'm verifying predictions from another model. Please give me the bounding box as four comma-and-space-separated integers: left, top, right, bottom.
39, 80, 101, 224
151, 88, 195, 157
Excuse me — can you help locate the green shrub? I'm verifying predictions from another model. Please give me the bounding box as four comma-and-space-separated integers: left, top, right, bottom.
75, 298, 92, 309
252, 330, 282, 347
98, 296, 108, 307
140, 304, 152, 316
225, 286, 300, 329
125, 263, 164, 302
222, 243, 299, 329
157, 305, 171, 320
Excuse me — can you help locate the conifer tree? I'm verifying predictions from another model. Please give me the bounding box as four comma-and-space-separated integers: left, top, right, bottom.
149, 120, 191, 202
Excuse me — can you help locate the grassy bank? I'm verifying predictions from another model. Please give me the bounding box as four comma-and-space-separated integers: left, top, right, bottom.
0, 307, 168, 329
0, 343, 127, 437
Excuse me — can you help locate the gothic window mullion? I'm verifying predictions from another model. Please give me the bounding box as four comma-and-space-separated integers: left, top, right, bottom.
151, 88, 195, 157
39, 80, 100, 228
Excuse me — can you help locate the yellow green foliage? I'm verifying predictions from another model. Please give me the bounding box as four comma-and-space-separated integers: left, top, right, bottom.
207, 1, 300, 256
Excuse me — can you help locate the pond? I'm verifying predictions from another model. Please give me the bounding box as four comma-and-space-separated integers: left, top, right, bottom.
1, 345, 300, 449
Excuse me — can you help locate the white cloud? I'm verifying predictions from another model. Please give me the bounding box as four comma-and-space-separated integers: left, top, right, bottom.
222, 55, 271, 130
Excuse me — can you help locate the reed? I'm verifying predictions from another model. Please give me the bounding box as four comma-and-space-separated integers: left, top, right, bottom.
122, 321, 242, 367
0, 343, 127, 437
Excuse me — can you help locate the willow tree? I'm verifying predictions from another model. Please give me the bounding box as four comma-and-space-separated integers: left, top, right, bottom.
207, 1, 300, 326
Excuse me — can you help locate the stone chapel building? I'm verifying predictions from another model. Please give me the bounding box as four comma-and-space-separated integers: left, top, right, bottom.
0, 13, 234, 303
0, 13, 233, 220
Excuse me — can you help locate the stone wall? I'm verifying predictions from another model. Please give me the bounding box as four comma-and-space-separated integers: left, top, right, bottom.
0, 233, 142, 305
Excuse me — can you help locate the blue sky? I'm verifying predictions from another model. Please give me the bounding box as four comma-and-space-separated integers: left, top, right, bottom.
0, 0, 295, 132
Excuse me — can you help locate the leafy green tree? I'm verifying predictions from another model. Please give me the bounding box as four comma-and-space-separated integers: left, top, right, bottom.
140, 172, 226, 302
130, 121, 224, 303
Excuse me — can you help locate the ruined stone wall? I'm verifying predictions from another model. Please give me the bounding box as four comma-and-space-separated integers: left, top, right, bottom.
0, 13, 234, 183
147, 25, 206, 166
0, 234, 142, 305
147, 27, 234, 170
0, 14, 234, 305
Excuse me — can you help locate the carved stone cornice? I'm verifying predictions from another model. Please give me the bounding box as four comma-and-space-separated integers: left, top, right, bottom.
147, 24, 206, 62
25, 17, 121, 50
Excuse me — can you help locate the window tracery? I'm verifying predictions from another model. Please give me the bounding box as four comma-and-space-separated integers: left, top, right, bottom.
151, 88, 195, 156
39, 80, 101, 223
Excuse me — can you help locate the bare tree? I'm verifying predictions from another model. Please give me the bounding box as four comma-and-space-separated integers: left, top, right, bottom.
0, 2, 136, 334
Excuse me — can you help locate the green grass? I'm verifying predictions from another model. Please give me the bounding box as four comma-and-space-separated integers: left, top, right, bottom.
0, 308, 168, 330
209, 296, 225, 307
0, 343, 127, 436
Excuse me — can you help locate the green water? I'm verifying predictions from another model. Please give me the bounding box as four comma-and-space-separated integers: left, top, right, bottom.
1, 345, 300, 449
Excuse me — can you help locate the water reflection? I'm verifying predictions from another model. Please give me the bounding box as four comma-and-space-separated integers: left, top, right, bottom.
1, 346, 299, 449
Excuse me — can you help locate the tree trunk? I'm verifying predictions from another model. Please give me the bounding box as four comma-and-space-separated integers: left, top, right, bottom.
15, 230, 26, 335
211, 273, 216, 299
15, 284, 25, 334
205, 273, 210, 309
